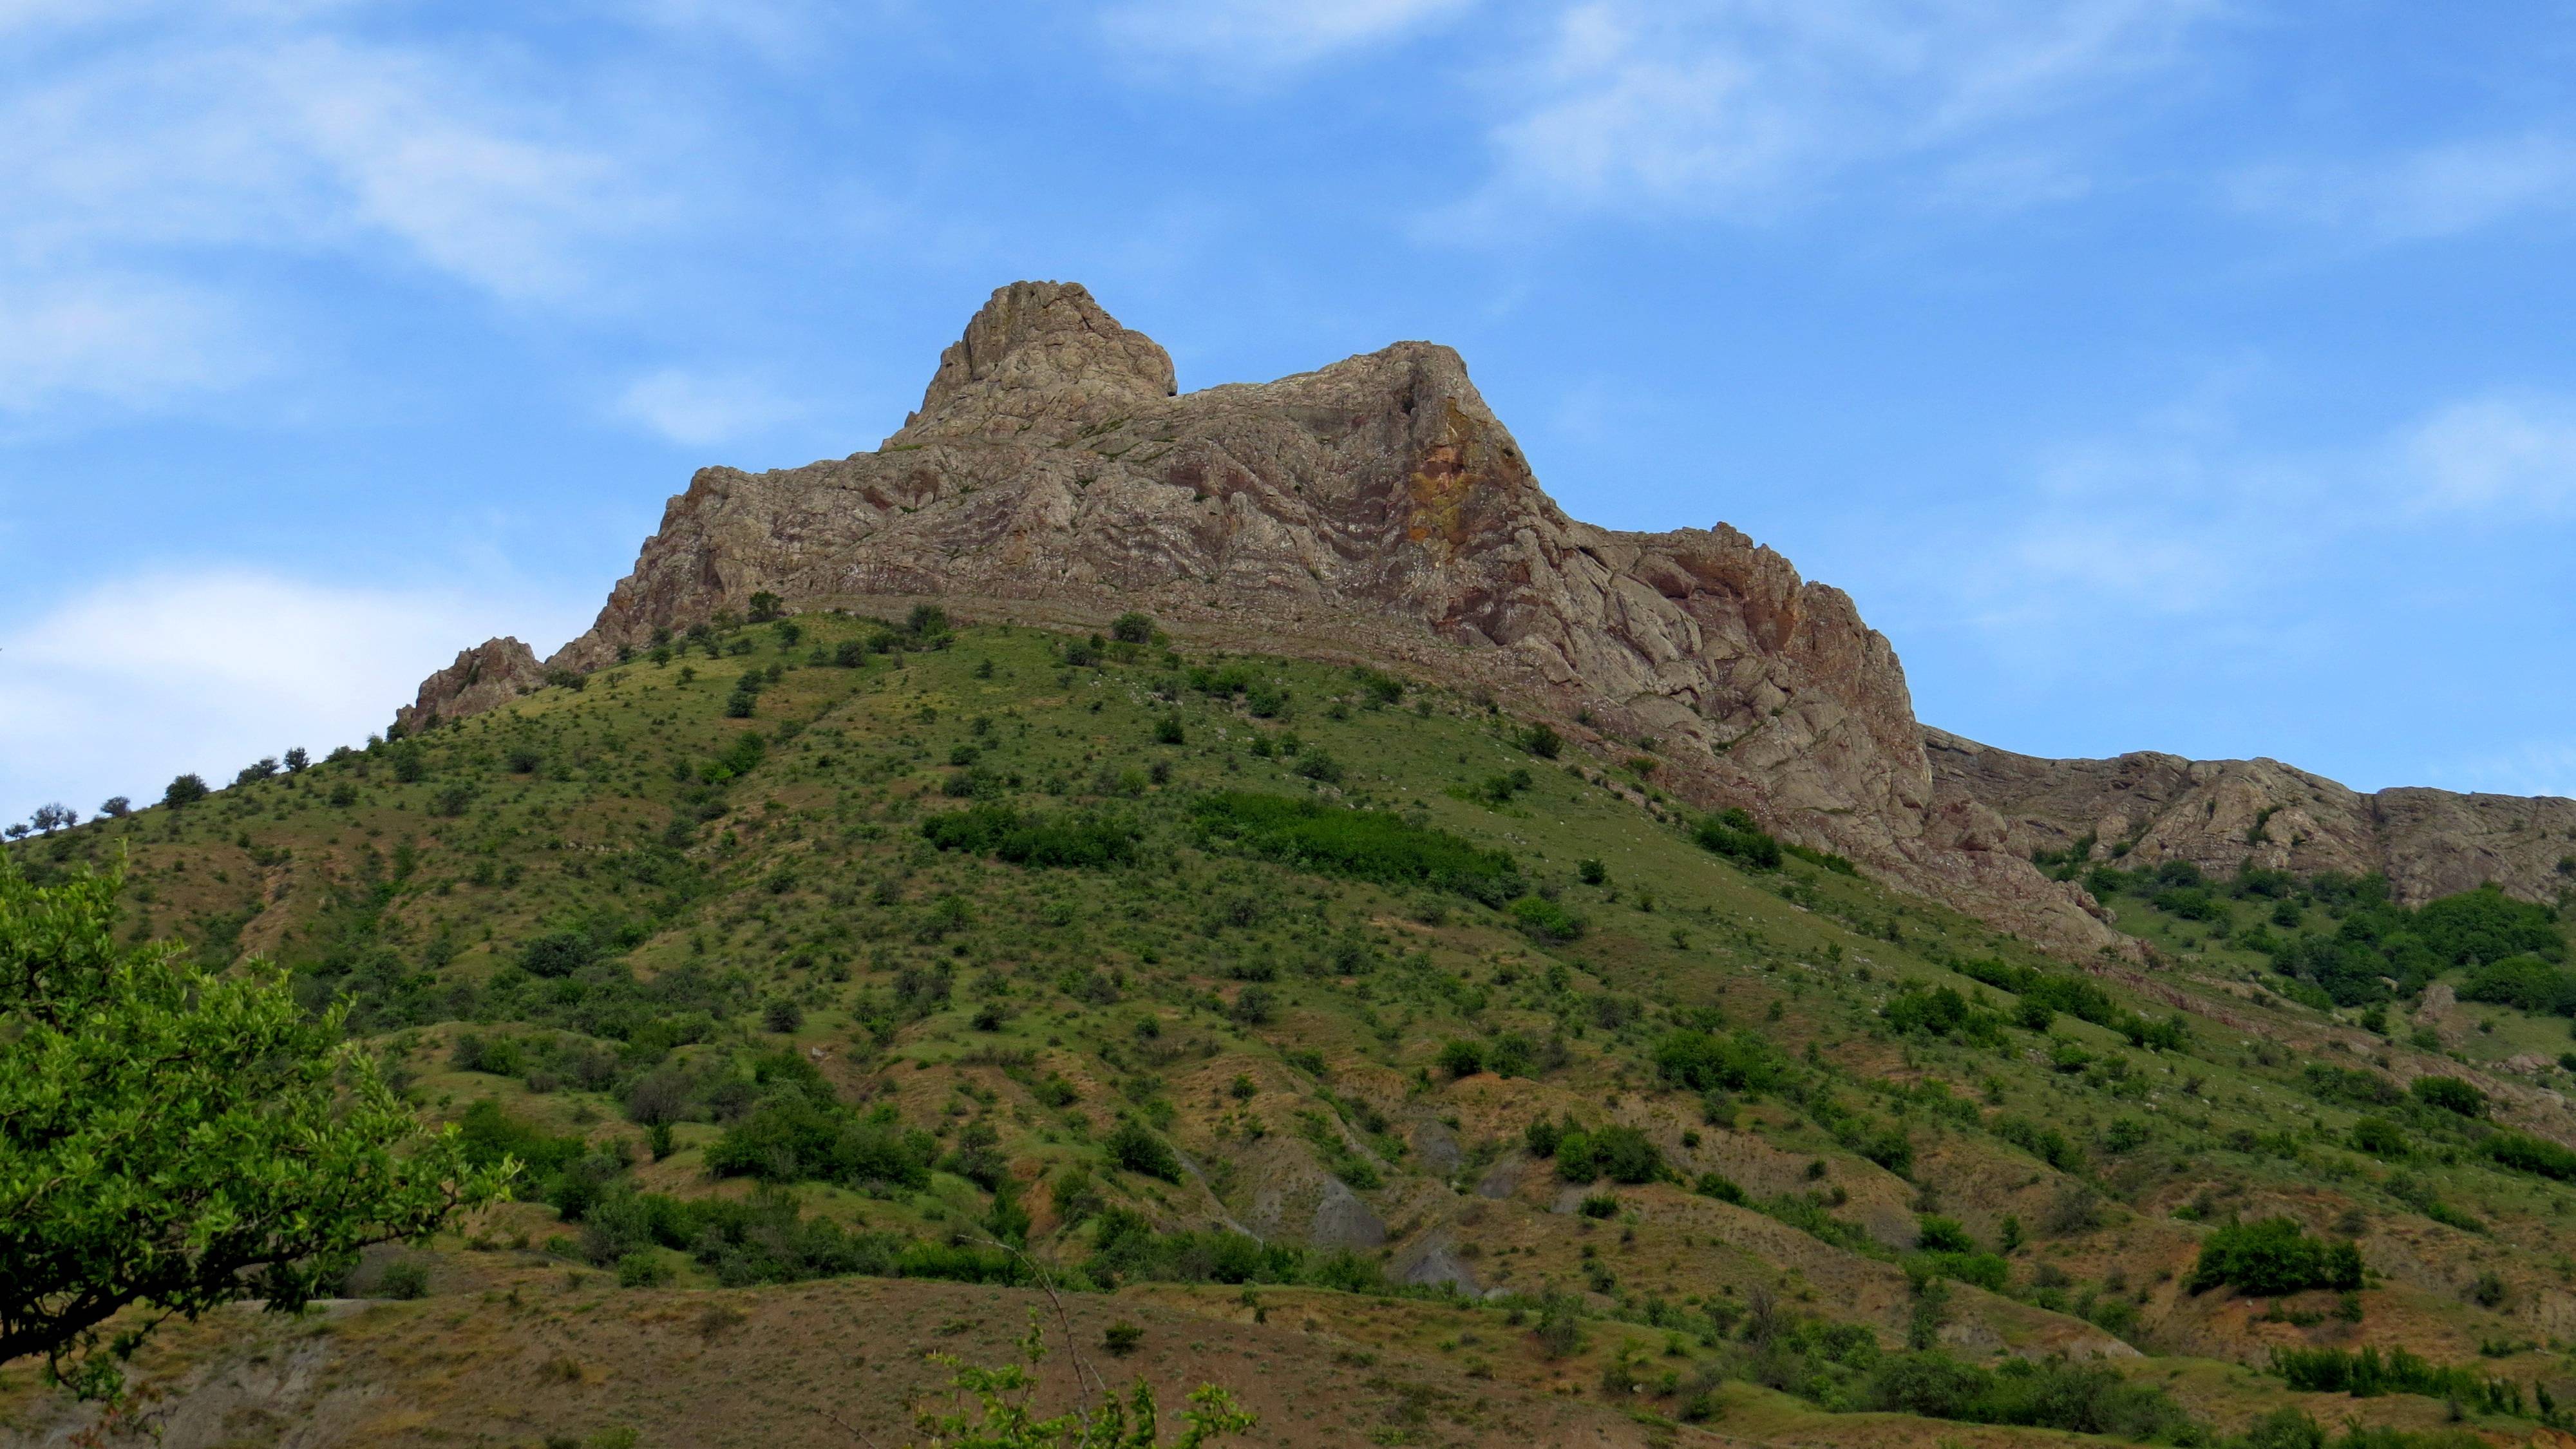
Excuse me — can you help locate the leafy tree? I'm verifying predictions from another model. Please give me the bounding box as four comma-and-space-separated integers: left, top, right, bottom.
518, 931, 600, 978
1, 861, 506, 1385
2410, 1075, 2486, 1117
283, 747, 309, 773
29, 803, 75, 835
161, 773, 209, 809
1106, 1120, 1182, 1182
1110, 611, 1155, 645
1518, 723, 1562, 759
1435, 1039, 1485, 1078
96, 797, 130, 820
747, 591, 784, 623
2188, 1218, 2362, 1296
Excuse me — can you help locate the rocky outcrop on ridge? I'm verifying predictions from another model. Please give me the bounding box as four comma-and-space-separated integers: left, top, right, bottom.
496, 280, 2117, 952
406, 279, 2571, 947
393, 637, 546, 735
1926, 728, 2576, 907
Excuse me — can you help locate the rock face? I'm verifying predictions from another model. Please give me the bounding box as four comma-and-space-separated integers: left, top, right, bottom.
393, 638, 545, 734
1926, 728, 2576, 907
407, 279, 2568, 946
522, 280, 2113, 951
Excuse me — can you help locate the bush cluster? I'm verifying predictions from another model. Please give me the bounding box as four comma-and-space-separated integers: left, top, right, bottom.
2188, 1218, 2362, 1296
1190, 792, 1521, 904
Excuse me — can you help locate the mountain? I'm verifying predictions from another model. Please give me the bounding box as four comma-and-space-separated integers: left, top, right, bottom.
24, 605, 2576, 1447
406, 279, 2573, 954
1929, 728, 2576, 908
37, 279, 2571, 1447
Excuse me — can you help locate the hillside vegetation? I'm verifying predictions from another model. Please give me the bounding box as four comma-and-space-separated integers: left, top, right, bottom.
8, 609, 2576, 1448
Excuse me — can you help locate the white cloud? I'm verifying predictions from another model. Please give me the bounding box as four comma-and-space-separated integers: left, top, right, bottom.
0, 35, 644, 301
0, 8, 672, 419
1470, 0, 2211, 218
1103, 0, 1476, 69
0, 569, 589, 827
614, 368, 802, 447
2424, 740, 2576, 802
2228, 133, 2576, 243
0, 272, 261, 415
2401, 394, 2576, 516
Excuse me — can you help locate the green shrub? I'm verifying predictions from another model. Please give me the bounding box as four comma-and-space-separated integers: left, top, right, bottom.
2188, 1218, 2362, 1296
378, 1257, 430, 1300
2350, 1117, 2409, 1158
1864, 1352, 2191, 1438
2410, 1075, 2485, 1117
1883, 986, 2003, 1045
1524, 1116, 1561, 1158
1694, 809, 1782, 871
1191, 792, 1521, 905
1651, 1029, 1782, 1094
1578, 1193, 1619, 1218
615, 1251, 670, 1289
1509, 895, 1586, 942
2485, 1130, 2576, 1182
1435, 1039, 1485, 1078
704, 1099, 935, 1189
1591, 1124, 1665, 1184
514, 931, 599, 979
1105, 1119, 1182, 1182
1953, 956, 2187, 1049
1991, 1117, 2083, 1173
1694, 1171, 1746, 1204
2458, 954, 2576, 1014
921, 804, 1139, 868
2271, 1344, 2528, 1416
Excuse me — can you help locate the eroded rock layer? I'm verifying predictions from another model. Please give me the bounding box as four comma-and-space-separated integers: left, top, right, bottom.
410, 279, 2571, 949
513, 281, 2114, 951
1926, 728, 2576, 907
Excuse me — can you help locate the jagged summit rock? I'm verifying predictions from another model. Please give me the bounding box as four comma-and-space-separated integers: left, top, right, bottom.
893, 280, 1177, 444
404, 280, 2570, 951
1927, 728, 2576, 908
395, 637, 545, 735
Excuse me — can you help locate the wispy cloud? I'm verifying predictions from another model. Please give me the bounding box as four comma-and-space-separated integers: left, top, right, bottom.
0, 569, 589, 826
615, 368, 804, 448
2228, 133, 2576, 243
1102, 0, 1477, 70
2401, 394, 2576, 516
1856, 379, 2576, 709
1467, 0, 2213, 219
0, 272, 260, 416
0, 8, 672, 417
2423, 739, 2576, 802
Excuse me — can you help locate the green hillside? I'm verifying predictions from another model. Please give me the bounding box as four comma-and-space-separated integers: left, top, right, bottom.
10, 608, 2576, 1448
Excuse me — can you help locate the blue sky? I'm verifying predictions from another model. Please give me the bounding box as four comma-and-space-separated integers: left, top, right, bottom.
4, 0, 2574, 826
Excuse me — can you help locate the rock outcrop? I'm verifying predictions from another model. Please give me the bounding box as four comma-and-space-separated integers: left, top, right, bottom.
402, 279, 2570, 947
393, 637, 545, 734
1926, 728, 2576, 907
513, 280, 2114, 952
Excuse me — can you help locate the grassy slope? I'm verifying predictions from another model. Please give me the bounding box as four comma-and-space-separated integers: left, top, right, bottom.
8, 613, 2576, 1447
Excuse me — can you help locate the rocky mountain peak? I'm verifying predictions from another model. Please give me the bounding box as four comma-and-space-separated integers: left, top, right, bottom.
394, 637, 545, 734
892, 279, 1177, 444
403, 279, 2573, 954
